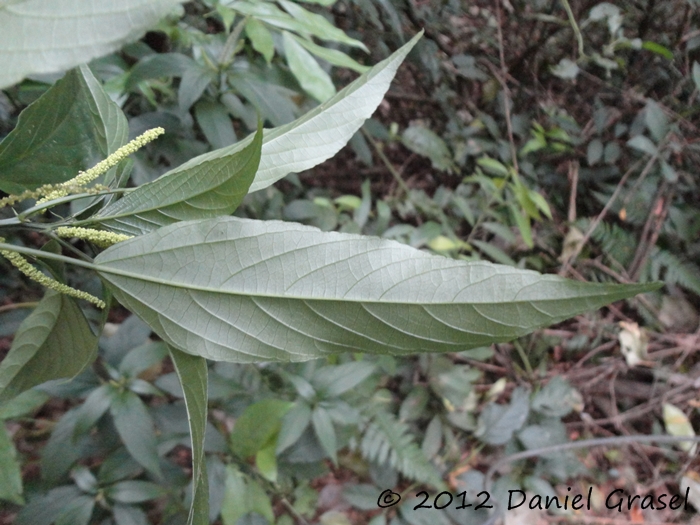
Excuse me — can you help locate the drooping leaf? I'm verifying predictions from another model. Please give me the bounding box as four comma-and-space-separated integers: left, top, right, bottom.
169, 346, 209, 525
93, 123, 262, 236
292, 33, 369, 73
0, 290, 98, 403
0, 0, 185, 89
166, 32, 422, 195
0, 66, 128, 193
94, 216, 660, 363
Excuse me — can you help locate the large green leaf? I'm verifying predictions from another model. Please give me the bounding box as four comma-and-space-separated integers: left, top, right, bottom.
0, 66, 128, 193
93, 124, 263, 236
169, 346, 209, 525
163, 32, 422, 196
94, 216, 660, 363
0, 0, 184, 89
0, 290, 98, 403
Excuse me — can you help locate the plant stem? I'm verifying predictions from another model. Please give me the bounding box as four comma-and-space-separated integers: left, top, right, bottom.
0, 301, 39, 314
0, 242, 100, 272
560, 0, 586, 59
362, 127, 412, 199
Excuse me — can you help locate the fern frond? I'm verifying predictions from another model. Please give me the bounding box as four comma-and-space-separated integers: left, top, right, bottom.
360, 409, 444, 489
647, 248, 700, 296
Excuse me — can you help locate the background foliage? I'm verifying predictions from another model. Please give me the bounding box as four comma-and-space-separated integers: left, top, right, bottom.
1, 1, 700, 524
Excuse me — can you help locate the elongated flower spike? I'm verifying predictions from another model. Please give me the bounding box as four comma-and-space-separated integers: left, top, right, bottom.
37, 127, 165, 203
56, 227, 132, 248
0, 238, 105, 308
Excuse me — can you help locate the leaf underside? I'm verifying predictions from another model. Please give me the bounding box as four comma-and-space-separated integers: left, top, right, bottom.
95, 217, 660, 363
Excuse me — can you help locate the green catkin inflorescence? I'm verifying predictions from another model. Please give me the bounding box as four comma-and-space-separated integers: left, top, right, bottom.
55, 227, 132, 248
0, 237, 106, 308
37, 127, 165, 203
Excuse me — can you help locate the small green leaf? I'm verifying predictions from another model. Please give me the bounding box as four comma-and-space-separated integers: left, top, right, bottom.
0, 424, 23, 505
312, 361, 375, 397
475, 386, 530, 445
641, 41, 673, 60
230, 399, 293, 458
627, 135, 658, 156
283, 31, 336, 103
312, 406, 337, 464
0, 290, 98, 403
401, 125, 456, 173
292, 33, 369, 73
73, 384, 115, 438
110, 391, 162, 478
644, 100, 668, 143
220, 466, 274, 525
531, 377, 582, 417
94, 122, 262, 236
245, 18, 275, 64
113, 504, 150, 525
276, 401, 312, 454
0, 66, 128, 193
255, 443, 278, 482
587, 139, 604, 166
169, 346, 209, 525
106, 480, 166, 504
0, 389, 49, 420
476, 156, 510, 177
194, 100, 237, 150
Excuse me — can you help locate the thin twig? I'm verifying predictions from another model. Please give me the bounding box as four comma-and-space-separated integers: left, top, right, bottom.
0, 301, 39, 314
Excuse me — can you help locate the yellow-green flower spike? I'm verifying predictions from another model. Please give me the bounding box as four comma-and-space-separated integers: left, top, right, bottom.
56, 227, 132, 248
38, 127, 165, 203
0, 243, 105, 308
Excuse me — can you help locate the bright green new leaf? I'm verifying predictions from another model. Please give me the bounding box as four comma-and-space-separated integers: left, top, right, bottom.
283, 31, 336, 102
0, 290, 98, 403
167, 32, 422, 194
0, 66, 128, 193
93, 123, 262, 236
245, 18, 275, 64
220, 466, 274, 525
0, 0, 185, 89
229, 399, 293, 458
292, 33, 370, 73
94, 216, 660, 363
169, 346, 209, 525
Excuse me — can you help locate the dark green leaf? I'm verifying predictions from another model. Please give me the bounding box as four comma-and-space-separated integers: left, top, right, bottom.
0, 290, 98, 403
195, 100, 237, 150
0, 66, 127, 193
0, 388, 49, 420
113, 504, 149, 525
74, 384, 115, 438
13, 486, 81, 525
55, 495, 95, 525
